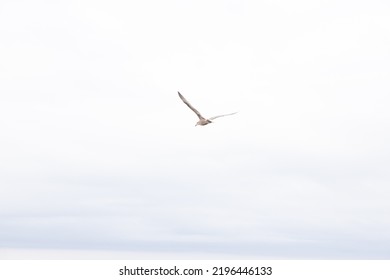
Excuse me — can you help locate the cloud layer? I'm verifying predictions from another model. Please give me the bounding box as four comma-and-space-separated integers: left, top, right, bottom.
1, 0, 390, 259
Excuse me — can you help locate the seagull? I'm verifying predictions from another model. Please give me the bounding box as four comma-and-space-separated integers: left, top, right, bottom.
178, 91, 237, 126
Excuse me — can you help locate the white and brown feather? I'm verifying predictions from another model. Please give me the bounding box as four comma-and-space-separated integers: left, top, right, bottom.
178, 91, 237, 126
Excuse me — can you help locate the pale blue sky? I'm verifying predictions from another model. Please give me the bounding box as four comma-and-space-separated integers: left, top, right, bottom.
1, 0, 390, 259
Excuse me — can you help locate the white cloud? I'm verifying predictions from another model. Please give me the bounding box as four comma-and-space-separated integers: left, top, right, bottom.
0, 0, 390, 259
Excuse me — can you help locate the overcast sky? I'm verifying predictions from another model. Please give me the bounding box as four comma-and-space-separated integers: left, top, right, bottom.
1, 0, 390, 259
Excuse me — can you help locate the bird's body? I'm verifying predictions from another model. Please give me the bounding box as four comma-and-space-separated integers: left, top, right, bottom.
196, 118, 212, 126
177, 91, 237, 126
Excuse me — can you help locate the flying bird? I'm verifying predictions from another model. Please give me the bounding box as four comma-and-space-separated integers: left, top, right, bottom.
178, 91, 237, 126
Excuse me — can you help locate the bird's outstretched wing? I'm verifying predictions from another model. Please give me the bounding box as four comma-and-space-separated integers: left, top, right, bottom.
209, 112, 238, 120
178, 91, 205, 120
